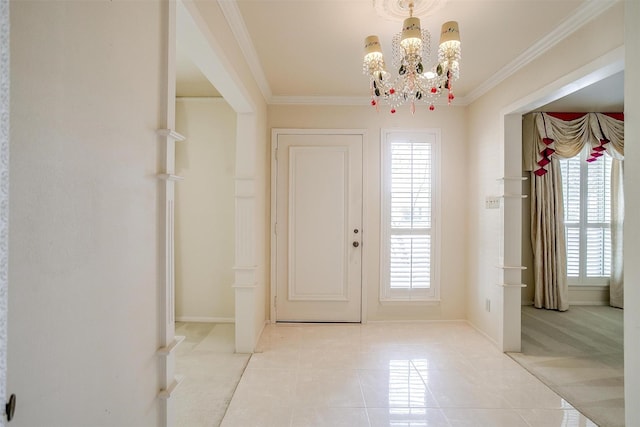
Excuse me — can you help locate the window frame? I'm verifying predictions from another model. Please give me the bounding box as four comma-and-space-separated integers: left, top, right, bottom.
559, 146, 612, 286
380, 129, 441, 302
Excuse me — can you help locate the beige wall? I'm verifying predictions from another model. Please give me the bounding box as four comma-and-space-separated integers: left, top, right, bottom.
175, 98, 236, 321
9, 1, 165, 425
269, 105, 468, 321
624, 1, 640, 425
466, 3, 624, 342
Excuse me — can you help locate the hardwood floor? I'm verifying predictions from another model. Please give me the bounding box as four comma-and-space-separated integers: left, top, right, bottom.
509, 305, 624, 427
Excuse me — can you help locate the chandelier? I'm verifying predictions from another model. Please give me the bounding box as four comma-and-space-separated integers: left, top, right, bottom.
363, 0, 461, 114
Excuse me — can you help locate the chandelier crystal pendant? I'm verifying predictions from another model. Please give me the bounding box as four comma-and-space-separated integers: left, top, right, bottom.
363, 1, 460, 114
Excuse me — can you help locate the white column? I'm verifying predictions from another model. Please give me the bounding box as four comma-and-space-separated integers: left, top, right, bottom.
234, 113, 260, 353
499, 114, 525, 352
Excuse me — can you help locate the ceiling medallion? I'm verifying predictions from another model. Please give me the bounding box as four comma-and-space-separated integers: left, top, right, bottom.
374, 0, 448, 22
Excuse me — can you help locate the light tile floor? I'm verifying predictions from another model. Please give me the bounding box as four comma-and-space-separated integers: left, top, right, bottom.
221, 322, 598, 427
175, 322, 250, 427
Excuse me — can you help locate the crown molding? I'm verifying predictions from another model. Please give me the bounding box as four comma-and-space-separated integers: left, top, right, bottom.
218, 0, 272, 103
220, 0, 618, 108
464, 0, 620, 104
500, 45, 624, 115
270, 95, 471, 107
270, 96, 371, 106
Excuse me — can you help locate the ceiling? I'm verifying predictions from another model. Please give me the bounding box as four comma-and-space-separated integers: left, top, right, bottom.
176, 0, 623, 110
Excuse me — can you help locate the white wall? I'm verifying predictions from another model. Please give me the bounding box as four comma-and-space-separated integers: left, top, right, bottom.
9, 1, 165, 426
174, 98, 236, 322
466, 2, 624, 343
268, 105, 468, 321
624, 1, 640, 424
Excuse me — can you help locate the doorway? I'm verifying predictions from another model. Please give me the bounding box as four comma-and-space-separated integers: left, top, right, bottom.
498, 46, 625, 427
498, 47, 624, 352
169, 1, 264, 425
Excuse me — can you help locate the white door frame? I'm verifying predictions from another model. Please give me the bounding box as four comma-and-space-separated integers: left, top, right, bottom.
0, 0, 9, 424
270, 129, 367, 323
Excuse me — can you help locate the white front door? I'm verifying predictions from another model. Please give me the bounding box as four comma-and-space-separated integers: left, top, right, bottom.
273, 131, 363, 322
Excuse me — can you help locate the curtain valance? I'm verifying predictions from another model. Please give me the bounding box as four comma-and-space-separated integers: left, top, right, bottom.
524, 112, 624, 175
524, 112, 625, 310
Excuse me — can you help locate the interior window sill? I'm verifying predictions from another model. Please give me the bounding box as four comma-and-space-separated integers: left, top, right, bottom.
568, 283, 610, 289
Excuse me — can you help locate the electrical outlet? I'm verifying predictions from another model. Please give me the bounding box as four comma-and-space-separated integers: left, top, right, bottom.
485, 196, 501, 209
485, 298, 491, 312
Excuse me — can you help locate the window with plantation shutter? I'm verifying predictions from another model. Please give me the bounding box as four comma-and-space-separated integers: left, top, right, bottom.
559, 147, 612, 284
381, 130, 439, 301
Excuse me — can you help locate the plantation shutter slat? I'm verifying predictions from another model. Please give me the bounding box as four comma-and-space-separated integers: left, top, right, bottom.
385, 137, 434, 296
587, 157, 611, 223
390, 142, 432, 231
561, 156, 581, 224
560, 150, 612, 281
565, 227, 580, 277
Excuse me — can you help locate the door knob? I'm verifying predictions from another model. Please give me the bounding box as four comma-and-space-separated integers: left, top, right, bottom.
6, 394, 16, 422
353, 241, 360, 247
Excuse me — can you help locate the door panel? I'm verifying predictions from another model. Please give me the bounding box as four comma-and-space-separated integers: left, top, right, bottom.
275, 133, 363, 322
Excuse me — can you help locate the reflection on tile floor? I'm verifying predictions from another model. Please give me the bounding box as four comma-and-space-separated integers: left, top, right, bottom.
221, 322, 597, 427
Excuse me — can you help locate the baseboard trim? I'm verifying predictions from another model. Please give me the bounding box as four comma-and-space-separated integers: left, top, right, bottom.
176, 316, 235, 323
521, 301, 610, 307
569, 300, 609, 306
365, 319, 467, 324
465, 320, 500, 348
